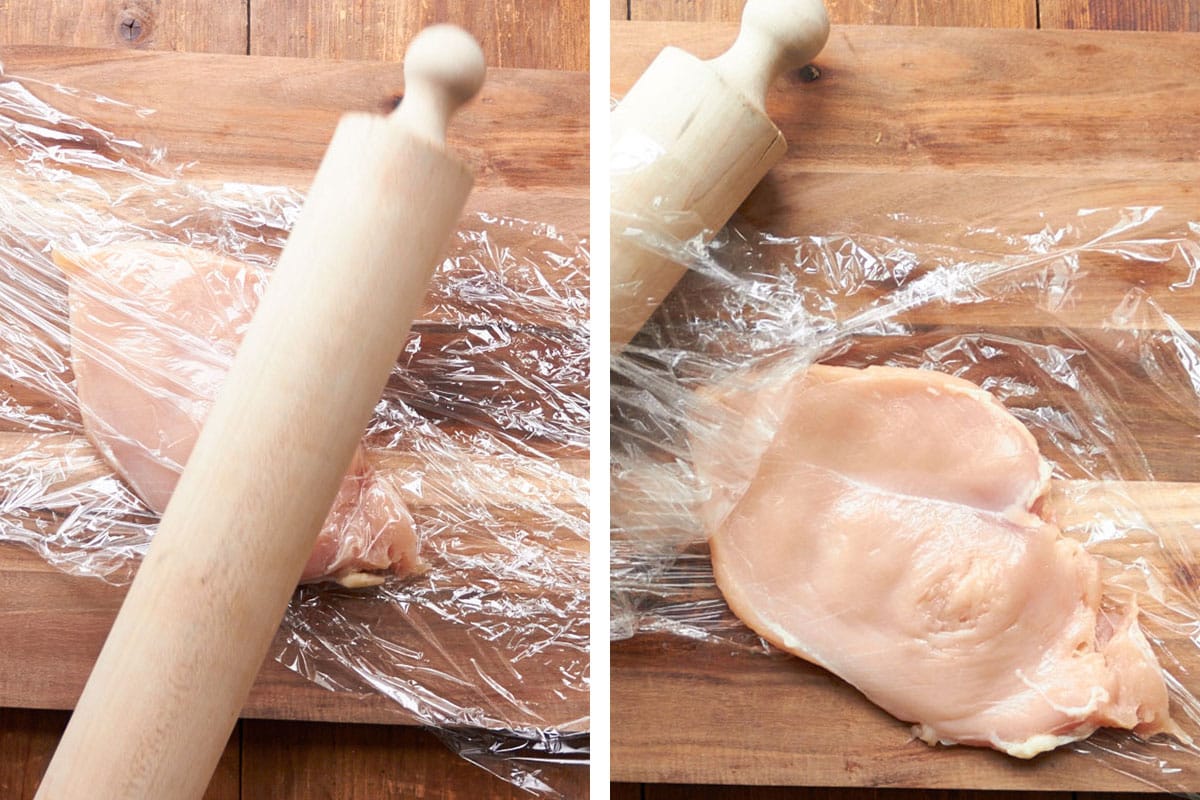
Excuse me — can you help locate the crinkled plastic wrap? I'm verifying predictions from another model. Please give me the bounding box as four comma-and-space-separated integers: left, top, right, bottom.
0, 64, 587, 794
612, 200, 1200, 791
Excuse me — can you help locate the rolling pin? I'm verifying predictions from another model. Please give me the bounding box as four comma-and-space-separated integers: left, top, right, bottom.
35, 25, 485, 800
610, 0, 830, 348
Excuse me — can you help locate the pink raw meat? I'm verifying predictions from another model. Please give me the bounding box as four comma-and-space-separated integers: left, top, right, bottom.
56, 241, 420, 588
699, 364, 1181, 757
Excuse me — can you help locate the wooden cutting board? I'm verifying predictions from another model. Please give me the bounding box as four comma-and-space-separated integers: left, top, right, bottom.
611, 21, 1200, 793
0, 46, 588, 730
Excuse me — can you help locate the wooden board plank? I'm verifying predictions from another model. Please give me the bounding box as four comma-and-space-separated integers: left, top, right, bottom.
0, 435, 585, 726
0, 46, 588, 732
241, 719, 588, 798
1041, 1, 1200, 31
612, 634, 1184, 793
0, 436, 587, 726
628, 1, 1037, 27
0, 46, 588, 459
0, 709, 62, 800
644, 788, 1069, 800
0, 0, 248, 54
612, 23, 1200, 180
612, 22, 1200, 280
0, 708, 240, 799
0, 538, 577, 725
0, 547, 406, 727
212, 724, 244, 800
611, 480, 1200, 791
0, 46, 588, 223
249, 0, 589, 72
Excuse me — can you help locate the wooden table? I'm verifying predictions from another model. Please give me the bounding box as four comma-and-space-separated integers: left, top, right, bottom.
0, 3, 588, 799
611, 1, 1200, 799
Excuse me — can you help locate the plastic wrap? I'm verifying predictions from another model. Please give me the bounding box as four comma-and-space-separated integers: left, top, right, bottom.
612, 201, 1200, 791
0, 63, 588, 794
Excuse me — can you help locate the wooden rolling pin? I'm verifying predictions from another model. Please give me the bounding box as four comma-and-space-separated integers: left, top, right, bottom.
35, 25, 485, 800
610, 0, 830, 348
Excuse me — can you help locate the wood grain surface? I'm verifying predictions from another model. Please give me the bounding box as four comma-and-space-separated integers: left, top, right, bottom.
241, 719, 589, 798
0, 708, 240, 800
0, 710, 68, 800
611, 17, 1200, 797
626, 0, 1036, 27
0, 0, 249, 53
636, 788, 1070, 800
612, 634, 1190, 794
615, 787, 1142, 800
614, 1, 1200, 29
0, 42, 587, 733
612, 21, 1200, 291
613, 483, 1200, 792
0, 437, 587, 726
0, 4, 594, 796
1041, 0, 1200, 30
249, 0, 589, 70
0, 543, 412, 725
615, 0, 1200, 31
0, 46, 588, 224
0, 0, 590, 70
0, 707, 586, 799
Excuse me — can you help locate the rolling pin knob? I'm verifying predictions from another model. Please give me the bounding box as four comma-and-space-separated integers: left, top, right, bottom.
392, 24, 486, 143
711, 0, 831, 111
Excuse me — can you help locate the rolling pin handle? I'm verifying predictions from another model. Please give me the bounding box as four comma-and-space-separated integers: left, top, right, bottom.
710, 0, 830, 111
391, 24, 486, 144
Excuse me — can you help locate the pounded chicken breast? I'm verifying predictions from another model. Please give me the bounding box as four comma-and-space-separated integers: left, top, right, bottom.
700, 365, 1180, 757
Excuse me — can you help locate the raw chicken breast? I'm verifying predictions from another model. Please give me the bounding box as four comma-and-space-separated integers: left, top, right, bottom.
701, 364, 1180, 757
55, 241, 420, 588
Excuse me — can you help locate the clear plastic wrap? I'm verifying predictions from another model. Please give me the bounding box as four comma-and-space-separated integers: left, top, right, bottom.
612, 202, 1200, 791
0, 62, 588, 794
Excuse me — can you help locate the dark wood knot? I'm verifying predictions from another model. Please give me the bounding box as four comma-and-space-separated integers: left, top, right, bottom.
116, 5, 152, 47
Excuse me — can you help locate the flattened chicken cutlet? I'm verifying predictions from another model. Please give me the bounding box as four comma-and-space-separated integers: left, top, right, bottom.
697, 364, 1182, 757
